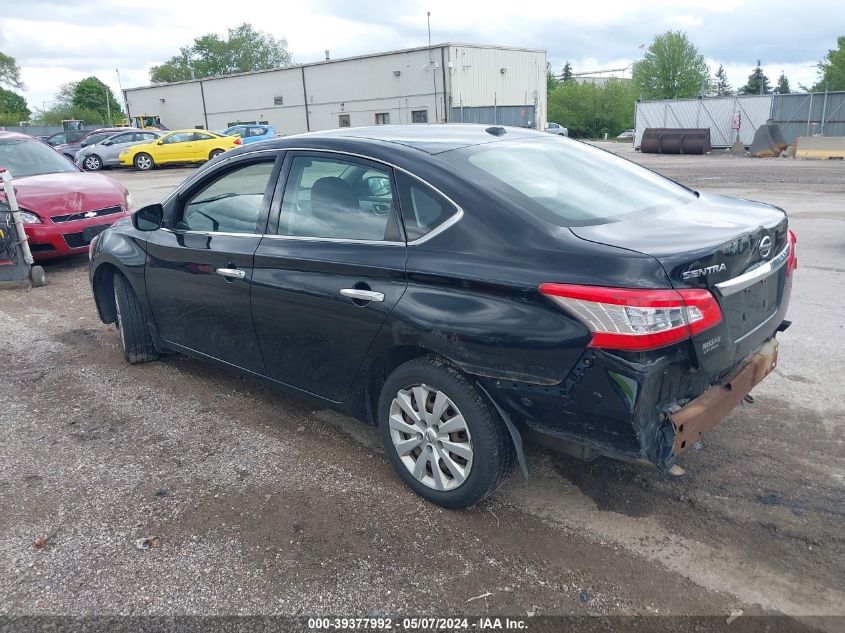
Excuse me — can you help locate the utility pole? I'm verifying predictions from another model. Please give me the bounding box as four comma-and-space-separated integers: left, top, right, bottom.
104, 83, 111, 124
428, 11, 438, 123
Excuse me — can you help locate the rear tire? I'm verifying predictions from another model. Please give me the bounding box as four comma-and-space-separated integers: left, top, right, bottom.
377, 357, 513, 508
134, 153, 154, 171
82, 154, 102, 171
113, 272, 159, 364
208, 149, 225, 160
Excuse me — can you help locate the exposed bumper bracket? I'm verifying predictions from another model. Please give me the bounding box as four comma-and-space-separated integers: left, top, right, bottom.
670, 338, 779, 456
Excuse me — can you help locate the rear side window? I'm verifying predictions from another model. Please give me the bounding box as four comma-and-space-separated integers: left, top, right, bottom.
395, 172, 458, 241
277, 156, 400, 242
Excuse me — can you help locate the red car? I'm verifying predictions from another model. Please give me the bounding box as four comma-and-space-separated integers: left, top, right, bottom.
0, 132, 130, 259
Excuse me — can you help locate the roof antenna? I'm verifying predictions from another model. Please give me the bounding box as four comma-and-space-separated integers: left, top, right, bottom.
428, 11, 438, 123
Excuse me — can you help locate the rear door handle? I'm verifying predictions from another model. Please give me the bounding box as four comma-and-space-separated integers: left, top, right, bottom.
340, 288, 385, 302
216, 267, 246, 280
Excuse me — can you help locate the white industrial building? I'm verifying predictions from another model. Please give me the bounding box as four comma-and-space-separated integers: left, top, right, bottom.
123, 43, 547, 134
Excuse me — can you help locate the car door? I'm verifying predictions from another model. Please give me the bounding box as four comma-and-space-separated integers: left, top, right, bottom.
251, 151, 408, 402
156, 131, 195, 164
144, 153, 283, 372
101, 132, 136, 164
192, 132, 217, 160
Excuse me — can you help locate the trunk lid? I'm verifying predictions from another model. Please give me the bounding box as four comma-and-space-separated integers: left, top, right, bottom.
570, 192, 791, 374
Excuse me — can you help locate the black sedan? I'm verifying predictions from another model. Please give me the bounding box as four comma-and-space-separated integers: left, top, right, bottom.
88, 125, 795, 508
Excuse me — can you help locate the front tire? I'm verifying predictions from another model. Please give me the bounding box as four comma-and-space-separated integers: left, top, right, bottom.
82, 154, 102, 171
134, 153, 154, 171
378, 357, 513, 508
113, 272, 159, 364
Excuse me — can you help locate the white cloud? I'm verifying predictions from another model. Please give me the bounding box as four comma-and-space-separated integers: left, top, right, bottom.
0, 0, 837, 113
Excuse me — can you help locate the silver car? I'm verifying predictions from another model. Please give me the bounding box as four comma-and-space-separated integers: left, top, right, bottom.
545, 122, 569, 136
76, 130, 162, 171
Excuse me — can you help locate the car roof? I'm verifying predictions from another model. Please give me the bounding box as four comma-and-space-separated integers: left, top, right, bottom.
0, 131, 35, 142
281, 124, 545, 155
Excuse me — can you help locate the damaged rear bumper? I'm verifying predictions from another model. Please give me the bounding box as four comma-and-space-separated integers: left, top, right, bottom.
670, 338, 778, 456
483, 334, 783, 473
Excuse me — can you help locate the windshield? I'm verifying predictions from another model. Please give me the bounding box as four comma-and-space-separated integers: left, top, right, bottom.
0, 138, 78, 178
440, 137, 695, 226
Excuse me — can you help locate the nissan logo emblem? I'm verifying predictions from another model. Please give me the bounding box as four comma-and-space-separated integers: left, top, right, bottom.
759, 235, 773, 259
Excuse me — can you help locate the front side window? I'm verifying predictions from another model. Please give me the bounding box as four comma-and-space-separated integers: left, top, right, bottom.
395, 172, 459, 241
278, 156, 399, 242
162, 132, 194, 145
0, 139, 77, 178
109, 133, 135, 144
81, 133, 112, 147
177, 161, 275, 234
375, 113, 390, 125
441, 137, 695, 226
411, 110, 428, 123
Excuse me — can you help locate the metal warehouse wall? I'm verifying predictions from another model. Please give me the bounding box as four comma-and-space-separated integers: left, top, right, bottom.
123, 44, 546, 134
634, 91, 845, 149
635, 95, 773, 148
770, 91, 845, 142
303, 47, 445, 130
200, 68, 308, 132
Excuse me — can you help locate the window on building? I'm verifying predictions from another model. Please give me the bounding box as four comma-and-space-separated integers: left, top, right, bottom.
338, 114, 351, 128
273, 96, 284, 105
411, 110, 428, 123
375, 112, 390, 125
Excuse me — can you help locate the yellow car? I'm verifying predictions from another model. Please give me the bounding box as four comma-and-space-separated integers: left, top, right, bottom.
119, 129, 241, 170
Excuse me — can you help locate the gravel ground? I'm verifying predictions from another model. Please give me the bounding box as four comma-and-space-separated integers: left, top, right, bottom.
1, 149, 843, 629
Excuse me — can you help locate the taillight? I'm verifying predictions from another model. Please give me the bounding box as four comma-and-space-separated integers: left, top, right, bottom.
233, 138, 242, 145
787, 229, 797, 276
538, 284, 723, 351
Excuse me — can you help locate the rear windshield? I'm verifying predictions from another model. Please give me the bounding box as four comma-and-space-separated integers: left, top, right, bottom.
440, 137, 694, 226
0, 138, 77, 179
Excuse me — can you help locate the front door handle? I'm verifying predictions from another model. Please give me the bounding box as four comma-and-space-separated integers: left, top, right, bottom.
216, 267, 246, 280
340, 288, 385, 303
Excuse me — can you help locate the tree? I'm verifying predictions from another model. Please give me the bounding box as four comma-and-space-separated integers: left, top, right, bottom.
632, 31, 709, 100
548, 78, 636, 138
739, 60, 772, 94
0, 51, 24, 90
150, 23, 291, 83
813, 35, 845, 91
546, 62, 559, 92
713, 64, 732, 96
775, 71, 791, 94
72, 77, 123, 122
54, 82, 78, 109
0, 88, 30, 118
561, 61, 573, 82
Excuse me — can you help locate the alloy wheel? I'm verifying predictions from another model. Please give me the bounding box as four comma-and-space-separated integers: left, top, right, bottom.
388, 384, 473, 491
84, 155, 101, 170
135, 155, 152, 170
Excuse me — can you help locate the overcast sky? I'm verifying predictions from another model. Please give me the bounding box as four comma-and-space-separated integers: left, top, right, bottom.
1, 0, 840, 113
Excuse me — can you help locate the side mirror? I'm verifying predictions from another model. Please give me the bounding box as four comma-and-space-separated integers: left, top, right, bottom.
157, 140, 164, 145
132, 204, 163, 231
102, 140, 113, 146
367, 175, 391, 196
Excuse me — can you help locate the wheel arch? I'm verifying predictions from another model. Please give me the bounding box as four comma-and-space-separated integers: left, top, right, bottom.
91, 261, 119, 324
